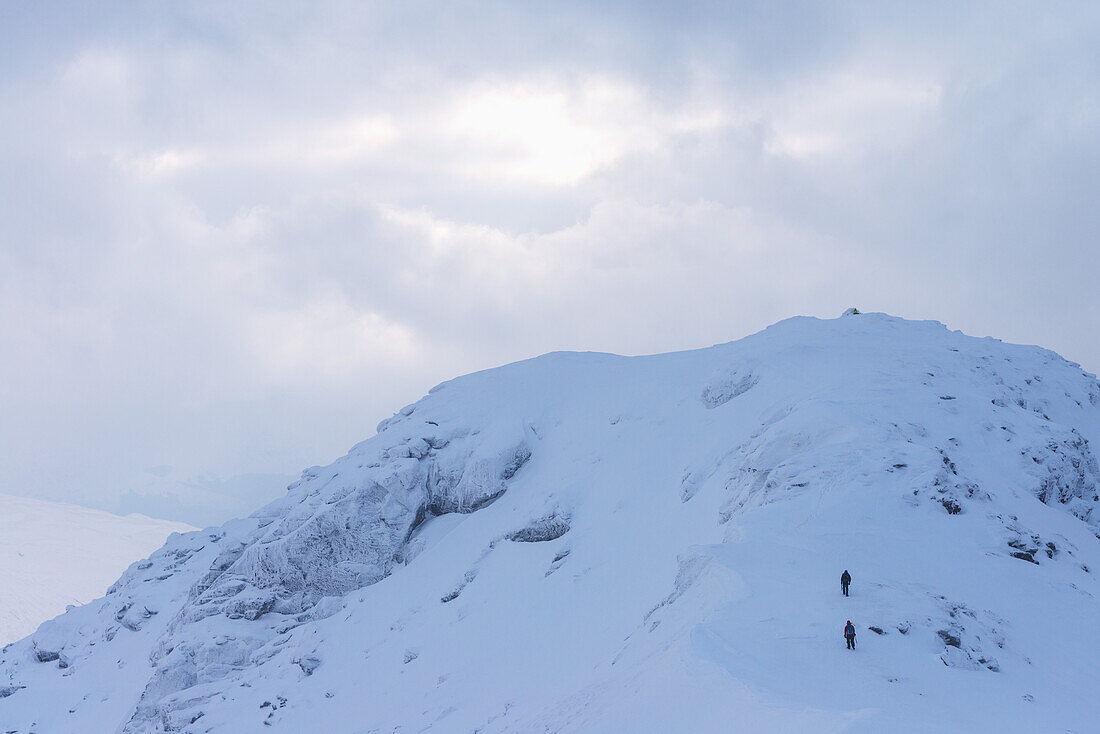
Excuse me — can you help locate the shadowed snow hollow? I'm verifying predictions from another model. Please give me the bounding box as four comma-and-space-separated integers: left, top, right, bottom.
2, 313, 1100, 733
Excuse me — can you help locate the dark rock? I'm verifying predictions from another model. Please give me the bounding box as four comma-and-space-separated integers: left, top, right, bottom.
33, 647, 60, 663
507, 514, 571, 543
296, 655, 321, 676
501, 445, 532, 480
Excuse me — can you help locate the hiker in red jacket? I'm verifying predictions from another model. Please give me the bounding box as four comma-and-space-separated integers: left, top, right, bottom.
844, 620, 856, 649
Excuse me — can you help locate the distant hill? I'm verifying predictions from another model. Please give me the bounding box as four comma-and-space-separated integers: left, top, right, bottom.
0, 494, 193, 644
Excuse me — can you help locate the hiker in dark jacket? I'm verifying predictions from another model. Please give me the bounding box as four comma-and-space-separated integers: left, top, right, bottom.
841, 570, 851, 597
844, 620, 856, 649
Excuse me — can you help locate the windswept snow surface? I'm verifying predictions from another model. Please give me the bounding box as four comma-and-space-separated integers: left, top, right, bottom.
0, 494, 194, 644
3, 314, 1100, 733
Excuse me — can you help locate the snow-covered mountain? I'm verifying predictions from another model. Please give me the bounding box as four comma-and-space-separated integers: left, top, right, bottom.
0, 494, 194, 645
3, 313, 1100, 733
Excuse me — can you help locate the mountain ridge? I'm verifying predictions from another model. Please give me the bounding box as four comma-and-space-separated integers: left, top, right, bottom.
3, 312, 1099, 733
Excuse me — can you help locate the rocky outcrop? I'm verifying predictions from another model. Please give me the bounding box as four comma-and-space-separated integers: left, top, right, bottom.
116, 418, 533, 732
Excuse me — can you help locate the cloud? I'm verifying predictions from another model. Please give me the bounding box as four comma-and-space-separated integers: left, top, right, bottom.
762, 70, 943, 159
105, 73, 735, 189
1, 1, 1098, 522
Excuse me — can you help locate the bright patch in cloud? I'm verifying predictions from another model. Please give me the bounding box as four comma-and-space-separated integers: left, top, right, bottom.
445, 77, 734, 185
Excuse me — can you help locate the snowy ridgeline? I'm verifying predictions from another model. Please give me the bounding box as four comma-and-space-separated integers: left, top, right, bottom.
3, 313, 1100, 733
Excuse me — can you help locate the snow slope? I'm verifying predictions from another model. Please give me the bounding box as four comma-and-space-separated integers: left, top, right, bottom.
0, 494, 194, 644
3, 313, 1100, 733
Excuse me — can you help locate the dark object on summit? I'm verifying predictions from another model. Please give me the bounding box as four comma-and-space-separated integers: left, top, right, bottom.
841, 570, 851, 597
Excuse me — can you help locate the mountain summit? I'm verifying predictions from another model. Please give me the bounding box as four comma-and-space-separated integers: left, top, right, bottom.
3, 314, 1099, 733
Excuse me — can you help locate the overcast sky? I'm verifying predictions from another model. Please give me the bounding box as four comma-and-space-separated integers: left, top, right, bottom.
2, 1, 1098, 523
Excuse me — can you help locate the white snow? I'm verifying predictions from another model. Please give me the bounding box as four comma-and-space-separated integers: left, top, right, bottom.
2, 313, 1100, 733
0, 494, 194, 644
